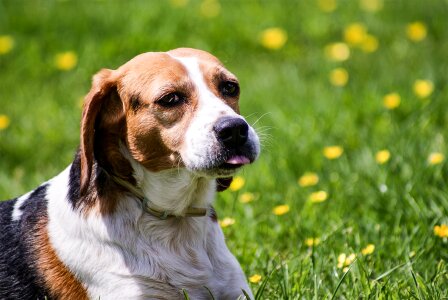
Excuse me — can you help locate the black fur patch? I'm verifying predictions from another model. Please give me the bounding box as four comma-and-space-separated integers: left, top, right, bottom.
68, 150, 82, 210
209, 206, 218, 222
0, 184, 50, 299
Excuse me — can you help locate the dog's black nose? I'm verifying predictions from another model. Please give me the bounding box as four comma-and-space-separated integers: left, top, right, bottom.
214, 117, 249, 148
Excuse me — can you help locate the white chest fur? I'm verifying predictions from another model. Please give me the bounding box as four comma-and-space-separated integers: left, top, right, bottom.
45, 167, 251, 299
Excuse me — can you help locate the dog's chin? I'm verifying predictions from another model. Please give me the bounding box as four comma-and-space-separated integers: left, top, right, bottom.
186, 155, 253, 178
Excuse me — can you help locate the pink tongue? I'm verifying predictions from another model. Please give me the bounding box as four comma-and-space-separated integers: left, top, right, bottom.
226, 155, 250, 165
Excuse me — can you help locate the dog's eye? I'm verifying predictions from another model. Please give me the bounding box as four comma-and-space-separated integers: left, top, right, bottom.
219, 81, 240, 97
156, 93, 186, 108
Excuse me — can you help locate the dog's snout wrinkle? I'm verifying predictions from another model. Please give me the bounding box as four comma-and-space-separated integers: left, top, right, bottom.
214, 117, 249, 149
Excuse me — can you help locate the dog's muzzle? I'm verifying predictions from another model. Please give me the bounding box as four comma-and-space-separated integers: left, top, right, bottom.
213, 116, 257, 169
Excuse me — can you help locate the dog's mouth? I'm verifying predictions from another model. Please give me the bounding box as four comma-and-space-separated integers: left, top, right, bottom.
218, 155, 251, 170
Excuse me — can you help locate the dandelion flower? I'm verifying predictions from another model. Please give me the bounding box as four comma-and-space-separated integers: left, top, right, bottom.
360, 34, 379, 53
329, 68, 349, 87
359, 0, 383, 12
337, 253, 356, 268
383, 93, 401, 110
219, 217, 235, 228
375, 150, 391, 164
0, 35, 14, 55
0, 114, 11, 130
406, 22, 427, 42
200, 0, 221, 18
169, 0, 188, 8
344, 23, 367, 46
229, 176, 245, 191
434, 224, 448, 238
337, 253, 346, 268
317, 0, 337, 12
308, 191, 328, 203
346, 253, 356, 265
305, 237, 321, 247
55, 51, 78, 71
428, 152, 444, 165
361, 244, 375, 255
249, 274, 262, 284
273, 204, 290, 216
324, 42, 350, 62
413, 79, 434, 99
298, 172, 319, 187
260, 27, 288, 50
239, 192, 255, 203
323, 145, 344, 159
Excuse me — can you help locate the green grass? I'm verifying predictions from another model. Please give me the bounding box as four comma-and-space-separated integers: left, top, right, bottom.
1, 0, 448, 298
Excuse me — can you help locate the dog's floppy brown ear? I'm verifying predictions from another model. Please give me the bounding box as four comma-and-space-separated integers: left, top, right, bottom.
80, 69, 116, 195
216, 177, 233, 192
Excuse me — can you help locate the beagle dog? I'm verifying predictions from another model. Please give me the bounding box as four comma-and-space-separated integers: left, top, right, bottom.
0, 48, 260, 299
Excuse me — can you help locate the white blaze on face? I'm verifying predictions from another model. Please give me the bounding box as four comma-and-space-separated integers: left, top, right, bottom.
171, 56, 242, 171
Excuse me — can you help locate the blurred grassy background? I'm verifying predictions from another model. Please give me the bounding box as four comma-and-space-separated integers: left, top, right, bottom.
1, 0, 448, 298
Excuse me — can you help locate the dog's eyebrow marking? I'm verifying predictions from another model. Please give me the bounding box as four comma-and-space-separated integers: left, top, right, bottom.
12, 190, 33, 221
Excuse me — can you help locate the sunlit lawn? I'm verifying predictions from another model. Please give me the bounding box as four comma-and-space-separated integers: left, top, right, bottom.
1, 0, 447, 298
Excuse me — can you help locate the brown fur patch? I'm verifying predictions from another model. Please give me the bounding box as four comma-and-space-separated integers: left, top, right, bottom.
34, 219, 88, 299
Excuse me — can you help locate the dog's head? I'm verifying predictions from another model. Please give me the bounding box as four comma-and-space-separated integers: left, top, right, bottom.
79, 48, 260, 195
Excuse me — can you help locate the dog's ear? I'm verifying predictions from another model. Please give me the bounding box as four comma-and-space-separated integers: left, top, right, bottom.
216, 177, 233, 192
80, 69, 118, 195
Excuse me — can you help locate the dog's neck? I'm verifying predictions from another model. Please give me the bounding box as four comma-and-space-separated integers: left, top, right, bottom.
121, 147, 215, 216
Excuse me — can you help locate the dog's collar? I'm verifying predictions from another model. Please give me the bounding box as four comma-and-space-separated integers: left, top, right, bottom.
110, 175, 208, 219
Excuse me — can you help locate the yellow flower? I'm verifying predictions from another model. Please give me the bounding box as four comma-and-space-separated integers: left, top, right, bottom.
239, 192, 255, 203
337, 253, 346, 268
324, 42, 350, 62
344, 23, 367, 46
434, 224, 448, 238
298, 172, 319, 187
229, 176, 245, 191
337, 253, 356, 268
360, 34, 379, 53
169, 0, 188, 8
375, 150, 391, 164
0, 114, 11, 130
305, 237, 321, 247
219, 217, 235, 228
359, 0, 383, 12
0, 35, 14, 55
308, 191, 328, 203
200, 0, 221, 18
273, 204, 290, 216
249, 274, 262, 284
260, 27, 288, 50
413, 79, 434, 99
329, 68, 349, 87
317, 0, 337, 12
406, 22, 427, 42
428, 152, 444, 165
383, 93, 401, 109
323, 145, 344, 159
361, 244, 375, 255
409, 251, 416, 258
55, 51, 78, 71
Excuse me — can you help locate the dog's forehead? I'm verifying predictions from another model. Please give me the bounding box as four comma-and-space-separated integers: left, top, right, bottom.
117, 48, 233, 88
